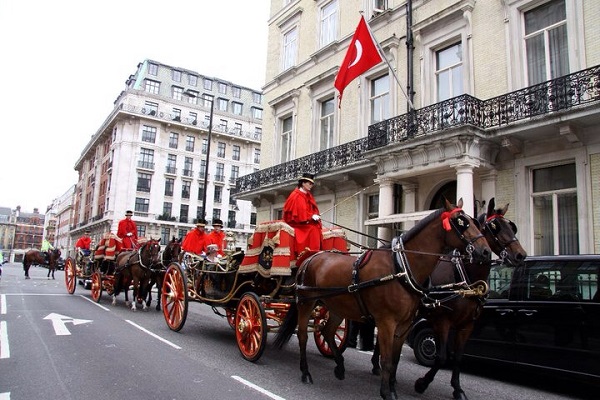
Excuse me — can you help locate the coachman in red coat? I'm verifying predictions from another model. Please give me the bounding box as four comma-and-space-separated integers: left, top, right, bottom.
283, 173, 322, 256
117, 210, 138, 250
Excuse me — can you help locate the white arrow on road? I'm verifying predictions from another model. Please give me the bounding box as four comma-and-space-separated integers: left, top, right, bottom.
43, 313, 92, 336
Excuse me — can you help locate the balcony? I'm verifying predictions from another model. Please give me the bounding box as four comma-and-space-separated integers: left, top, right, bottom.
182, 169, 194, 177
165, 166, 177, 175
236, 65, 600, 194
137, 161, 155, 170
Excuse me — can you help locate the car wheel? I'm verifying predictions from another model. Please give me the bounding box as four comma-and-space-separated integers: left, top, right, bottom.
412, 327, 437, 367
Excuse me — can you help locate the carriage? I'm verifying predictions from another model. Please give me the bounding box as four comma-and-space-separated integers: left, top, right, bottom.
160, 220, 349, 362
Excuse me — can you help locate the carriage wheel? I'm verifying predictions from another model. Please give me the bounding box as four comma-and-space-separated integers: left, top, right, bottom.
313, 305, 348, 358
90, 272, 102, 303
226, 308, 236, 330
235, 292, 267, 362
161, 263, 188, 332
64, 257, 77, 294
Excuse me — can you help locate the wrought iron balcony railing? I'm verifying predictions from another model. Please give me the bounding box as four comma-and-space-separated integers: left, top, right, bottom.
237, 65, 600, 194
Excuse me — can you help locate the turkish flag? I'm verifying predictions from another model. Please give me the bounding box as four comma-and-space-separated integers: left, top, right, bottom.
334, 16, 382, 106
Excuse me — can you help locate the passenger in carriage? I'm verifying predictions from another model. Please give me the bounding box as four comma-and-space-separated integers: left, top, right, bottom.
283, 172, 323, 256
117, 210, 138, 250
182, 219, 209, 256
207, 218, 226, 256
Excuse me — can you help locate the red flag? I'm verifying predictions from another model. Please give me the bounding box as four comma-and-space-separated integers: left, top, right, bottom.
334, 16, 382, 105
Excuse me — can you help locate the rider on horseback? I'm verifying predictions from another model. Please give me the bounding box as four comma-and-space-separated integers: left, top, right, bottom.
41, 238, 54, 264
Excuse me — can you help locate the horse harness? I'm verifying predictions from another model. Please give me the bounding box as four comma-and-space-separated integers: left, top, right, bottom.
295, 210, 486, 320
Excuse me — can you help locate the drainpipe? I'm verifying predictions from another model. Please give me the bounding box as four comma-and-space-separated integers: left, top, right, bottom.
406, 0, 416, 136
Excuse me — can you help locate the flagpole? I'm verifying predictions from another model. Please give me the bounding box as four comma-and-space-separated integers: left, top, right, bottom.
363, 16, 415, 111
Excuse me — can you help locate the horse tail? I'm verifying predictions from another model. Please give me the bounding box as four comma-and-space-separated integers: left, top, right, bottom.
273, 304, 298, 349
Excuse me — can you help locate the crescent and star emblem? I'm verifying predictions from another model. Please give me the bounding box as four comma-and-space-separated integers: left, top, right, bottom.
348, 39, 363, 68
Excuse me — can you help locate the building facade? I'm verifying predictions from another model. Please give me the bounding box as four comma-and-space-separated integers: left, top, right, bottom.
72, 59, 262, 249
236, 0, 600, 256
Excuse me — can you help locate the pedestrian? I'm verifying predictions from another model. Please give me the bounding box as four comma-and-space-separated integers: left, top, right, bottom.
117, 210, 138, 250
182, 219, 209, 256
207, 218, 226, 256
283, 172, 323, 256
347, 320, 376, 351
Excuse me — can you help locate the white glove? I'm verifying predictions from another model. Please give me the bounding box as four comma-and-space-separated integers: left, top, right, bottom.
127, 232, 133, 237
312, 214, 321, 221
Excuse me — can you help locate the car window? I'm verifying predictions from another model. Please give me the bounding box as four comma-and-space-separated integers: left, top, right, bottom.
488, 263, 514, 299
524, 260, 599, 302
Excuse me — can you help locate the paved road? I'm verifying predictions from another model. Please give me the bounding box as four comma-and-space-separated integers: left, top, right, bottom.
0, 262, 593, 400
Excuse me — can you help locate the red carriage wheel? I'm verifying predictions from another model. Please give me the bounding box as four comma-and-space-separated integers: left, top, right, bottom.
161, 262, 188, 332
226, 308, 236, 330
64, 257, 77, 294
235, 292, 267, 362
90, 272, 102, 303
313, 305, 348, 358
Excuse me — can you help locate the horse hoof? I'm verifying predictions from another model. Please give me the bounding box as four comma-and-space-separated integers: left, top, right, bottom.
453, 389, 468, 400
414, 378, 428, 394
301, 373, 313, 384
334, 366, 345, 380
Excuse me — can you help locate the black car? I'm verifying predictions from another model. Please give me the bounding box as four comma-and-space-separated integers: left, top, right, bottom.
407, 255, 600, 386
56, 257, 65, 270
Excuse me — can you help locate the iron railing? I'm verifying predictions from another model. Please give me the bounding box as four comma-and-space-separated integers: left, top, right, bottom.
237, 65, 600, 193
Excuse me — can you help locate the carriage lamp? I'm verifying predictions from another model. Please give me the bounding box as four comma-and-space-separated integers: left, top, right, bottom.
224, 231, 236, 256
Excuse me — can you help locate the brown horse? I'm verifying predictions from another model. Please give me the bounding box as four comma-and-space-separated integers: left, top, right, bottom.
407, 198, 526, 400
111, 238, 161, 310
23, 248, 61, 279
274, 198, 492, 400
147, 237, 182, 311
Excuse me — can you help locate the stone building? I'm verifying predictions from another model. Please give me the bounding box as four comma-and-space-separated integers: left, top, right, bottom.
236, 0, 600, 255
71, 59, 262, 249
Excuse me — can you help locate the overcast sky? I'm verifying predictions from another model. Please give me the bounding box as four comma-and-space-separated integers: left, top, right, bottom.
0, 0, 270, 213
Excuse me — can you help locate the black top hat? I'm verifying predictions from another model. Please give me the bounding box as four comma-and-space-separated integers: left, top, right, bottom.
212, 219, 223, 227
84, 230, 91, 234
299, 172, 315, 184
125, 210, 133, 216
196, 218, 207, 227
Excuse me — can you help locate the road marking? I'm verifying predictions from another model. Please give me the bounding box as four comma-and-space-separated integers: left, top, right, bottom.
231, 376, 286, 400
0, 321, 9, 359
43, 313, 92, 336
80, 295, 110, 311
0, 392, 10, 400
1, 294, 6, 314
125, 320, 181, 349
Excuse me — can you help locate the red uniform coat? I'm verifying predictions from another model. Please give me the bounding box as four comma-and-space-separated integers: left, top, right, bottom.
207, 230, 226, 255
117, 218, 138, 250
75, 236, 91, 250
182, 229, 208, 255
283, 188, 322, 254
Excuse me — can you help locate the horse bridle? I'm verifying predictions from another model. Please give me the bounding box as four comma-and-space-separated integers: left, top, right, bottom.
482, 214, 518, 261
135, 240, 161, 269
445, 209, 486, 262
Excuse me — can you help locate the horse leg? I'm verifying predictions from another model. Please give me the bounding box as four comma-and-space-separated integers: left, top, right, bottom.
371, 338, 381, 376
415, 324, 448, 395
155, 273, 163, 311
377, 321, 398, 400
322, 313, 345, 380
297, 301, 315, 384
449, 326, 473, 400
47, 268, 51, 279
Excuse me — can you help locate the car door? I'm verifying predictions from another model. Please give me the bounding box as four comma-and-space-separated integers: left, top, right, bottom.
465, 262, 520, 362
511, 259, 600, 381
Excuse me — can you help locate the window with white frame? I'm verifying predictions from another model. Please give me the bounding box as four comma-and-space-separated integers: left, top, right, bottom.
283, 26, 298, 70
531, 163, 578, 255
252, 92, 262, 103
232, 102, 243, 115
148, 63, 158, 76
218, 82, 227, 94
183, 157, 193, 177
181, 181, 191, 199
370, 74, 389, 123
186, 90, 198, 104
141, 125, 156, 143
180, 204, 189, 222
524, 0, 569, 85
252, 107, 263, 120
232, 145, 241, 161
172, 70, 181, 82
165, 178, 174, 196
139, 148, 154, 168
319, 97, 335, 150
218, 98, 228, 111
232, 86, 241, 98
145, 80, 160, 94
162, 202, 172, 216
161, 227, 170, 244
280, 115, 293, 163
172, 86, 183, 101
436, 43, 463, 101
169, 132, 178, 149
185, 136, 195, 152
188, 75, 197, 86
202, 94, 214, 108
204, 79, 213, 90
166, 154, 177, 174
136, 173, 151, 192
319, 1, 337, 48
217, 142, 226, 158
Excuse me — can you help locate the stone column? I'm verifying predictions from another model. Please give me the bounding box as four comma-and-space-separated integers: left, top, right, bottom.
454, 163, 476, 216
402, 183, 418, 231
376, 177, 395, 242
480, 170, 497, 213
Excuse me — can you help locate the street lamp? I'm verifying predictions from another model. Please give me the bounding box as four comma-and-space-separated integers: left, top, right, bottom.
184, 90, 214, 219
